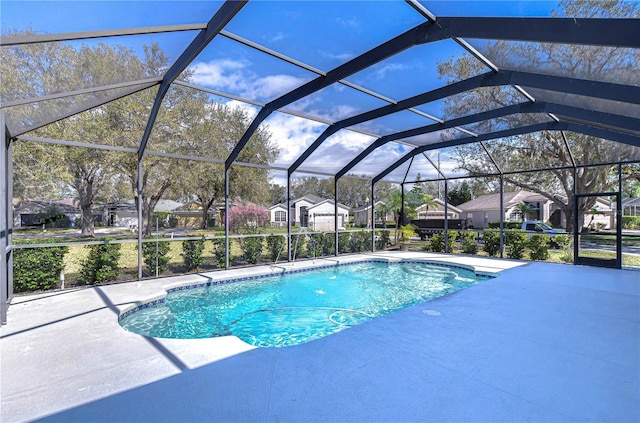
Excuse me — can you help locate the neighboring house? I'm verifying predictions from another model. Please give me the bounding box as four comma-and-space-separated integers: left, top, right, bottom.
269, 203, 288, 228
457, 190, 614, 229
456, 191, 558, 229
415, 199, 461, 220
103, 200, 137, 227
621, 197, 640, 216
172, 201, 221, 228
272, 195, 350, 230
352, 201, 394, 227
307, 199, 350, 231
584, 197, 615, 230
290, 194, 325, 227
12, 199, 82, 228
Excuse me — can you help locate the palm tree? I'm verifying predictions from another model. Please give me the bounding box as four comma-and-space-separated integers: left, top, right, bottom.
380, 188, 420, 243
515, 202, 536, 222
418, 195, 438, 218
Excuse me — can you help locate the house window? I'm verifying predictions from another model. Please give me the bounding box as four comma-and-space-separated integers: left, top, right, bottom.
509, 211, 522, 222
274, 210, 287, 222
467, 213, 473, 219
484, 212, 489, 224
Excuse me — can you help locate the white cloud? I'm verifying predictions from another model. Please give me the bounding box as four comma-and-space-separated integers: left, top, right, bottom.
191, 59, 308, 102
268, 32, 286, 43
320, 50, 355, 62
335, 16, 360, 29
370, 62, 409, 80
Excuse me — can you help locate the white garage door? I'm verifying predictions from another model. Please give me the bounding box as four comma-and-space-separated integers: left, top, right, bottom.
313, 214, 335, 231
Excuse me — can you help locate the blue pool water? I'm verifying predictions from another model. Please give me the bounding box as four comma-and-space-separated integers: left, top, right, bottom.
119, 261, 491, 347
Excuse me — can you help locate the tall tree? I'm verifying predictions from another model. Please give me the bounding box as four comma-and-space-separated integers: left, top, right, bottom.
437, 0, 639, 231
447, 181, 473, 206
2, 35, 150, 235
172, 98, 278, 229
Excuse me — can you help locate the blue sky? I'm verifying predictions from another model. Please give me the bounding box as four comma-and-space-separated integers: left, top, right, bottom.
1, 1, 604, 183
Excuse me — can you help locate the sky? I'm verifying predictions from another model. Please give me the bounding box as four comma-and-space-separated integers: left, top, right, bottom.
0, 0, 603, 185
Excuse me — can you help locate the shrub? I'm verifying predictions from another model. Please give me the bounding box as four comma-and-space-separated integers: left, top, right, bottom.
228, 204, 270, 234
529, 233, 550, 261
322, 233, 335, 256
266, 234, 286, 262
239, 236, 264, 264
505, 230, 528, 260
141, 236, 171, 275
182, 237, 205, 271
291, 234, 306, 259
13, 240, 68, 292
211, 238, 230, 268
307, 233, 324, 257
427, 231, 457, 253
622, 216, 640, 230
482, 230, 501, 257
460, 231, 478, 255
80, 238, 121, 285
553, 233, 573, 263
349, 231, 368, 253
376, 230, 390, 250
338, 232, 350, 253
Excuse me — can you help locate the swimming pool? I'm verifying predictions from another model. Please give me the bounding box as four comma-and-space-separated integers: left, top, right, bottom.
119, 260, 491, 347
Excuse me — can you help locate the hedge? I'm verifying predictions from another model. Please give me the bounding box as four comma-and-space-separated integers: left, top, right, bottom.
80, 239, 122, 285
13, 240, 68, 292
622, 216, 640, 230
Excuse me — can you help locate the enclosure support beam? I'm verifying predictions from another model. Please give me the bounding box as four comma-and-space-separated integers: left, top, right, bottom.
334, 177, 339, 257
1, 112, 10, 324
287, 176, 292, 262
371, 182, 376, 253
617, 165, 623, 269
499, 175, 505, 259
444, 180, 449, 254
224, 168, 230, 269
573, 168, 579, 265
437, 17, 640, 48
401, 184, 406, 231
137, 160, 143, 280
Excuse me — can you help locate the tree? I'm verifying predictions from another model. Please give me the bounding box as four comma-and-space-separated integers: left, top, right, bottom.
437, 0, 639, 232
514, 202, 535, 222
447, 181, 473, 206
172, 96, 278, 229
2, 35, 149, 236
269, 183, 287, 205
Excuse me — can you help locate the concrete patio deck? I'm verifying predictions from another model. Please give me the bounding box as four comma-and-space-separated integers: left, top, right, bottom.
1, 252, 638, 422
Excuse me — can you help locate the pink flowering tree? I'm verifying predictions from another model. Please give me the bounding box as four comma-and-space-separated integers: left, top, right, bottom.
228, 204, 270, 234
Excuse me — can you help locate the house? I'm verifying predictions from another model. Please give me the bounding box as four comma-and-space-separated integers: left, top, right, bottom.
172, 201, 221, 228
456, 191, 558, 229
269, 203, 289, 228
307, 199, 350, 231
270, 195, 350, 230
415, 199, 461, 220
12, 199, 82, 228
456, 190, 614, 229
621, 197, 640, 216
352, 201, 395, 227
103, 200, 137, 227
290, 194, 325, 227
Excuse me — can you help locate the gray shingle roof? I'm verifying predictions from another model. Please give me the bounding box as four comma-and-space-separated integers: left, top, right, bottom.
457, 190, 550, 212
